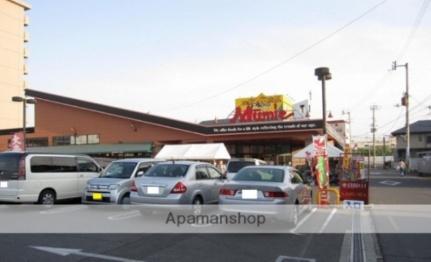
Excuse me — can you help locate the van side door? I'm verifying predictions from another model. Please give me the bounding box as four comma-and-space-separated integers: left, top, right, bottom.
29, 156, 79, 200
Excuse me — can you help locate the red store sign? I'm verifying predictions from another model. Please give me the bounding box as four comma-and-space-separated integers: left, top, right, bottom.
339, 179, 369, 204
230, 106, 293, 123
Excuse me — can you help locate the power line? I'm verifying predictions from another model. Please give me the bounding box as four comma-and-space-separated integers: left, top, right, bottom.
349, 72, 391, 112
374, 92, 431, 133
396, 0, 431, 61
349, 0, 430, 114
166, 0, 387, 112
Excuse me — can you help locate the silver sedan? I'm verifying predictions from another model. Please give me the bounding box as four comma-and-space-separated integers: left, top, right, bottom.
130, 161, 226, 208
218, 166, 312, 225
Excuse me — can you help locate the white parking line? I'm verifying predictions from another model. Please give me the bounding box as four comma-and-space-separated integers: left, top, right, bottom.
289, 207, 317, 233
190, 223, 213, 228
379, 180, 401, 186
388, 216, 400, 232
108, 210, 141, 221
275, 255, 316, 262
319, 208, 337, 233
39, 205, 88, 215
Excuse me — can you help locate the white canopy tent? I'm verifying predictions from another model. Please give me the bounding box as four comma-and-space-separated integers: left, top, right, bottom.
155, 143, 231, 160
293, 143, 343, 158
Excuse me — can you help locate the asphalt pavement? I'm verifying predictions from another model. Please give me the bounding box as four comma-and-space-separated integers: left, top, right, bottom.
0, 168, 430, 262
370, 168, 431, 261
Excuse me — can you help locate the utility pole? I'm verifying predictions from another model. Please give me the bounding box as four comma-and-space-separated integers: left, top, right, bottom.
366, 144, 371, 180
392, 61, 410, 172
383, 136, 386, 169
370, 105, 379, 168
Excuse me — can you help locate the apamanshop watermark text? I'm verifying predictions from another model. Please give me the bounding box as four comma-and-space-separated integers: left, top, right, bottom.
165, 212, 266, 227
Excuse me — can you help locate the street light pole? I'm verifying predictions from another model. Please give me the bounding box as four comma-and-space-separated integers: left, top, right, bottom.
23, 98, 27, 144
11, 96, 36, 150
392, 61, 410, 171
315, 67, 332, 135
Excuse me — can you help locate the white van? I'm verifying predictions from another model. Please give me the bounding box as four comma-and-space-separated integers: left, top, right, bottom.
0, 152, 101, 204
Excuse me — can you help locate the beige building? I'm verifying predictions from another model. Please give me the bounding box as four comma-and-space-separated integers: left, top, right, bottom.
328, 119, 351, 145
0, 0, 30, 129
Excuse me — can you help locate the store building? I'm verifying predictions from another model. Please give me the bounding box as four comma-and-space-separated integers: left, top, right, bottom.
0, 89, 345, 164
0, 0, 30, 129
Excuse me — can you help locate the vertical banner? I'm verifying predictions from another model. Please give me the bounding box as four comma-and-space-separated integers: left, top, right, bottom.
342, 144, 351, 171
312, 135, 329, 189
313, 135, 330, 205
8, 132, 25, 152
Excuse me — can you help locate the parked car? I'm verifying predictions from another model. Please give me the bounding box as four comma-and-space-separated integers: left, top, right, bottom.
219, 166, 312, 225
226, 158, 267, 180
83, 158, 162, 204
130, 161, 226, 208
0, 152, 101, 204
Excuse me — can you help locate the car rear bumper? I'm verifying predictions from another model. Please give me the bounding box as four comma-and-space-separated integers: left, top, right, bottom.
219, 198, 291, 217
130, 192, 188, 205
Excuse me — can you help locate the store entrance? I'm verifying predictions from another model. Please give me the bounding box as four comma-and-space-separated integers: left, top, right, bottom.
224, 140, 304, 165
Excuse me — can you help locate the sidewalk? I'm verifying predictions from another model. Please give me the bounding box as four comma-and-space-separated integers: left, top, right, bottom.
369, 168, 429, 178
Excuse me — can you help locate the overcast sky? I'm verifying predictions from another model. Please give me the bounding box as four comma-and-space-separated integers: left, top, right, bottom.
27, 0, 431, 139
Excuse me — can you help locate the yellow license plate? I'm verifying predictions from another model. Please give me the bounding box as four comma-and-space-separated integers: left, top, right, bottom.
92, 193, 103, 200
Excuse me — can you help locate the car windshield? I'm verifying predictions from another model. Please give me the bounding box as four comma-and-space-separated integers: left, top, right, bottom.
233, 167, 284, 182
227, 161, 255, 173
100, 162, 137, 179
145, 164, 189, 177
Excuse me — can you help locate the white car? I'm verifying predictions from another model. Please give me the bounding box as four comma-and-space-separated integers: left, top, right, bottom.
0, 152, 101, 204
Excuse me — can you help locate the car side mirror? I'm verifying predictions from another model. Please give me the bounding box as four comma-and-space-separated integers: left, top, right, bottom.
136, 170, 145, 177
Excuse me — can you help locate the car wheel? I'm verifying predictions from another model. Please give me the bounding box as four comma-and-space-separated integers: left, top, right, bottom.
38, 189, 56, 205
192, 196, 203, 216
119, 195, 130, 205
